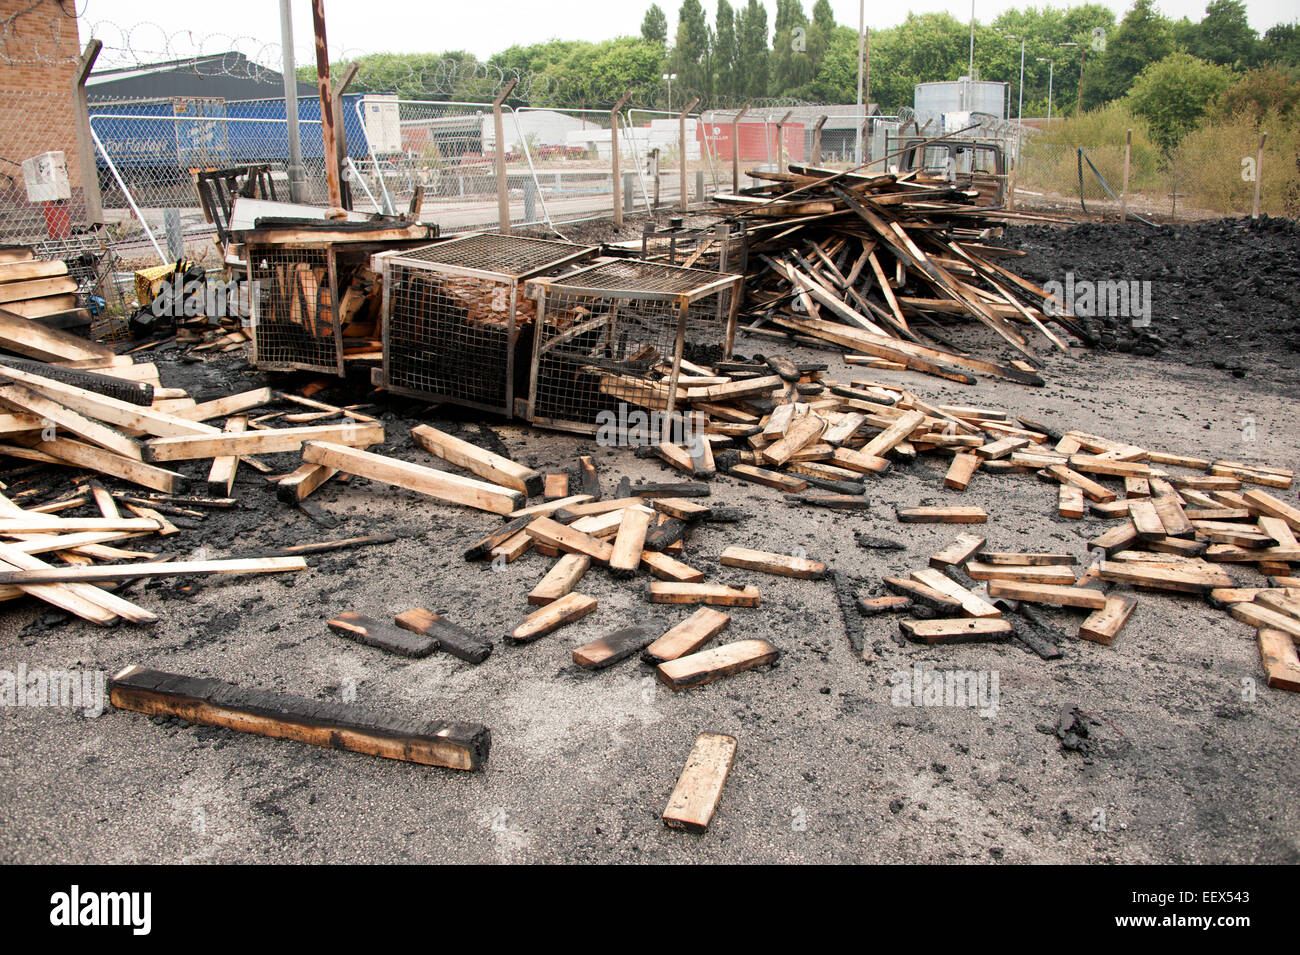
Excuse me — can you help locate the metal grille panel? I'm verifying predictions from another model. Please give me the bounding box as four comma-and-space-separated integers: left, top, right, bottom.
249, 243, 343, 374
379, 235, 595, 415
527, 262, 738, 434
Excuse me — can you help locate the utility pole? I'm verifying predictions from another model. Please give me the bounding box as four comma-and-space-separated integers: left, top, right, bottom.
1077, 47, 1086, 115
1017, 38, 1025, 122
968, 0, 976, 77
279, 0, 306, 203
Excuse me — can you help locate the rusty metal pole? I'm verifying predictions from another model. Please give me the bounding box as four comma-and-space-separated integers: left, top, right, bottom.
492, 78, 519, 233
731, 105, 749, 193
610, 91, 633, 229
311, 0, 342, 210
679, 98, 699, 212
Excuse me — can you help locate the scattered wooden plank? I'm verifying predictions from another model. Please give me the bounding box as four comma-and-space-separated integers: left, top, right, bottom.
524, 516, 614, 564
410, 424, 539, 495
573, 626, 654, 670
728, 463, 806, 492
647, 581, 760, 607
0, 555, 305, 586
146, 422, 383, 461
944, 452, 981, 490
544, 473, 569, 499
1079, 594, 1139, 645
656, 639, 779, 691
909, 567, 1001, 618
640, 550, 706, 582
1258, 629, 1300, 691
1243, 489, 1300, 533
927, 533, 985, 569
528, 553, 591, 606
643, 608, 732, 663
965, 562, 1078, 585
985, 579, 1109, 609
662, 733, 737, 832
508, 591, 598, 644
896, 506, 987, 524
207, 415, 247, 496
1229, 602, 1300, 643
1058, 483, 1085, 519
393, 608, 493, 664
328, 611, 436, 657
1128, 498, 1166, 541
719, 545, 827, 579
303, 442, 525, 515
1098, 560, 1232, 594
609, 505, 654, 578
899, 616, 1012, 644
1046, 464, 1117, 504
857, 594, 914, 615
108, 664, 490, 770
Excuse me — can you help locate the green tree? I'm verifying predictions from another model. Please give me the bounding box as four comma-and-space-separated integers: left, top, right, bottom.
1082, 0, 1174, 108
1190, 0, 1258, 68
673, 0, 711, 99
737, 0, 769, 98
642, 4, 669, 45
771, 0, 813, 97
1127, 50, 1233, 148
1262, 23, 1300, 69
713, 1, 738, 97
1214, 66, 1300, 123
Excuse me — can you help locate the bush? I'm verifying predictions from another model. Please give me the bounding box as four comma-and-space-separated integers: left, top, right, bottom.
1168, 109, 1300, 215
1126, 52, 1235, 150
1016, 102, 1162, 197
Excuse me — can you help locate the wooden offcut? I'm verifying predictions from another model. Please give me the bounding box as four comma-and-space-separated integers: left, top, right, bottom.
647, 582, 760, 607
656, 639, 780, 691
662, 733, 737, 832
411, 424, 542, 495
509, 591, 598, 643
719, 545, 827, 579
643, 607, 732, 663
573, 626, 654, 670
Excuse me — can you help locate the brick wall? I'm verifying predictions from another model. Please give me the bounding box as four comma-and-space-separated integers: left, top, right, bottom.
0, 0, 86, 236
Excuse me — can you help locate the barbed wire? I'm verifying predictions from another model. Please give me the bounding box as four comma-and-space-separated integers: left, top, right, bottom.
0, 12, 827, 112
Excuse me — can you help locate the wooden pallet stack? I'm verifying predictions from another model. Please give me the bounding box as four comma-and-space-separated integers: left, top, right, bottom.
699, 163, 1083, 387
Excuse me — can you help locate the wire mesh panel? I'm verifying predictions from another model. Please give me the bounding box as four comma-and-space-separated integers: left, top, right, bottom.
248, 243, 343, 374
526, 260, 741, 434
377, 233, 596, 415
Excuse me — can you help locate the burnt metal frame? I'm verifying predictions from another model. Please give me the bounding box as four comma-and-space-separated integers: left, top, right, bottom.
524, 262, 742, 435
374, 234, 595, 416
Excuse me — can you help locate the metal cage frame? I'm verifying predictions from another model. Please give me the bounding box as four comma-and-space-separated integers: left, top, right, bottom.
248, 241, 346, 375
524, 260, 742, 435
374, 233, 597, 416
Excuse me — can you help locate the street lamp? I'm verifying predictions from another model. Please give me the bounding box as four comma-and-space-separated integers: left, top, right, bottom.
663, 73, 677, 110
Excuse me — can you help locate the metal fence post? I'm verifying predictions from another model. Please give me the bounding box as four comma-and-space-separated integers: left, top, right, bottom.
71, 39, 103, 226
1252, 132, 1267, 219
811, 115, 828, 164
732, 105, 749, 193
610, 92, 633, 229
493, 79, 519, 233
679, 98, 700, 212
1120, 129, 1132, 223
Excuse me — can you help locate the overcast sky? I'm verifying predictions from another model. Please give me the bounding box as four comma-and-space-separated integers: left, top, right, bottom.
79, 0, 1296, 65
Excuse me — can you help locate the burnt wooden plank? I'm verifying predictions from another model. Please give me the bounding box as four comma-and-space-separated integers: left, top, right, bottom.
393, 608, 493, 663
108, 664, 490, 770
328, 611, 436, 658
573, 626, 654, 670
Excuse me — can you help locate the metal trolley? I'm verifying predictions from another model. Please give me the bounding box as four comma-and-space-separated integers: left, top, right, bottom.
374, 233, 596, 416
524, 260, 742, 434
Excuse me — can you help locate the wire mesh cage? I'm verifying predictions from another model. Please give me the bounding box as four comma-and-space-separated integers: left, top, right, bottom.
248, 242, 344, 375
525, 259, 742, 434
375, 233, 596, 415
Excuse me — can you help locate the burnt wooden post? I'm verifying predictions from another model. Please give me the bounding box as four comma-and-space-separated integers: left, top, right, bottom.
610, 91, 633, 229
774, 110, 793, 174
731, 105, 749, 193
1252, 132, 1267, 219
71, 40, 103, 225
811, 114, 828, 165
310, 0, 342, 210
331, 62, 360, 211
679, 97, 700, 212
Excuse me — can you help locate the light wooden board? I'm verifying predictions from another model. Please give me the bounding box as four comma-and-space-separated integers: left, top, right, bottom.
662, 733, 737, 832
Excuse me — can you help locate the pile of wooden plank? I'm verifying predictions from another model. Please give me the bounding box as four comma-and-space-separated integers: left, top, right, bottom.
0, 247, 83, 325
700, 163, 1083, 387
